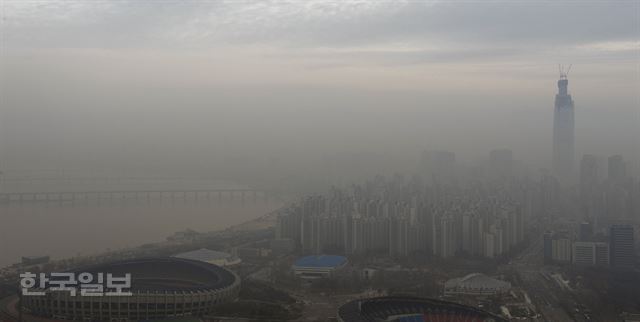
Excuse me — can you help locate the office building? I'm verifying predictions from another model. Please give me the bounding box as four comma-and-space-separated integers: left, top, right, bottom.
610, 225, 635, 270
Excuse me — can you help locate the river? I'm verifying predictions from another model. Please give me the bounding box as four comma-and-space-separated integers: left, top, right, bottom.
0, 177, 283, 267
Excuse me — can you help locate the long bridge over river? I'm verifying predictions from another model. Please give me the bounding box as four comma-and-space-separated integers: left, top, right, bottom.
0, 188, 277, 205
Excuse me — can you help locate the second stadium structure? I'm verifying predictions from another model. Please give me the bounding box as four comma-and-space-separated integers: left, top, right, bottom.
337, 296, 507, 322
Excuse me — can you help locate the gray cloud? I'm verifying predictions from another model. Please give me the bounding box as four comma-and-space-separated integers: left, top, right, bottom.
1, 0, 638, 175
3, 1, 637, 50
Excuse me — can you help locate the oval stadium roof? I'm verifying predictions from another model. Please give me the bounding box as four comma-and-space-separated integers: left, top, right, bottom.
63, 257, 238, 293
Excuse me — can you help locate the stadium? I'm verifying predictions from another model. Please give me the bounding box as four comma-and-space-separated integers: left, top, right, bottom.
20, 257, 240, 321
337, 296, 508, 322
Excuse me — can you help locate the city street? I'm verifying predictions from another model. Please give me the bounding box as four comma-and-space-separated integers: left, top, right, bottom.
510, 235, 574, 321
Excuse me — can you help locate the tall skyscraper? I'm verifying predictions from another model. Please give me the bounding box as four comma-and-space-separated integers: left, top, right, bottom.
552, 66, 575, 183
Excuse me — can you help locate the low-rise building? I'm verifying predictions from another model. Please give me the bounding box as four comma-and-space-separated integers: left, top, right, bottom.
292, 255, 347, 279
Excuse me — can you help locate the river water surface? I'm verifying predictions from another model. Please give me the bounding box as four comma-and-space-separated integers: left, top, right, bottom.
0, 178, 282, 267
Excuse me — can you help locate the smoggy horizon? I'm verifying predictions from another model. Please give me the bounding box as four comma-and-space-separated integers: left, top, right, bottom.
1, 1, 638, 183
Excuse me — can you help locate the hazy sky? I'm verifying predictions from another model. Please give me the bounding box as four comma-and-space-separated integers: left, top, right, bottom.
1, 1, 639, 178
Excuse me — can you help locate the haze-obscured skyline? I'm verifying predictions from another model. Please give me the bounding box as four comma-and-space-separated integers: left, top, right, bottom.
1, 1, 638, 181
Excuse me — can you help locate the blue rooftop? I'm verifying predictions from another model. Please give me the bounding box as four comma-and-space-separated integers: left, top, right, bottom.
293, 255, 347, 268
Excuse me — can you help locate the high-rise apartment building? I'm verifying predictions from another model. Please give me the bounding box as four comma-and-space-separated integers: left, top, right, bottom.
572, 241, 609, 267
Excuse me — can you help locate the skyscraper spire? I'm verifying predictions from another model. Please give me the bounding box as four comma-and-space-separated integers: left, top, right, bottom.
552, 65, 575, 183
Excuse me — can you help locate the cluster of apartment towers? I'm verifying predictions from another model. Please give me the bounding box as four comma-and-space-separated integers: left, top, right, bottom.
277, 164, 527, 259
275, 71, 637, 267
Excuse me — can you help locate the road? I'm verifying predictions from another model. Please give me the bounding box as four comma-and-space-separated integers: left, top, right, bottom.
508, 235, 579, 322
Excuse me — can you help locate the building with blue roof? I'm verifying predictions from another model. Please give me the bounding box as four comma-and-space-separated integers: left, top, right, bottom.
292, 255, 347, 279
